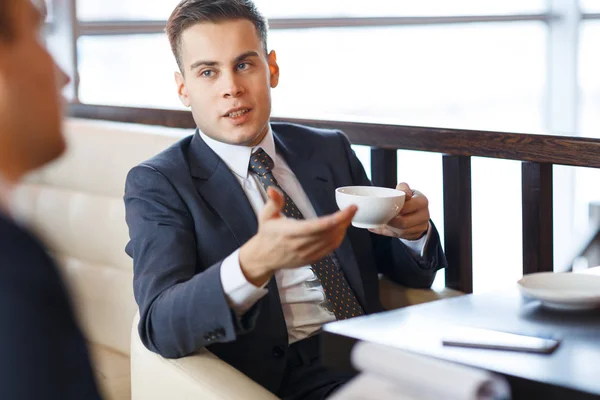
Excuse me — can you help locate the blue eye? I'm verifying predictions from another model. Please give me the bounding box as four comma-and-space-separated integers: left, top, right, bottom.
237, 62, 249, 70
201, 70, 214, 77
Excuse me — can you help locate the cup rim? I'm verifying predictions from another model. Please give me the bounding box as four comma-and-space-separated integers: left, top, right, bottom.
335, 185, 406, 199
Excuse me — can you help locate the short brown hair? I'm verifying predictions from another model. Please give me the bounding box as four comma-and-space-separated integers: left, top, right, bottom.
0, 0, 46, 42
0, 0, 16, 41
166, 0, 268, 72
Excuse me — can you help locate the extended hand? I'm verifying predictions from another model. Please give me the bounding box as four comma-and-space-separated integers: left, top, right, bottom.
239, 187, 357, 286
369, 182, 430, 240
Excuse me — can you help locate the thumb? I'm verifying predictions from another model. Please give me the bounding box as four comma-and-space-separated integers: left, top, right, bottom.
259, 186, 284, 223
396, 182, 413, 200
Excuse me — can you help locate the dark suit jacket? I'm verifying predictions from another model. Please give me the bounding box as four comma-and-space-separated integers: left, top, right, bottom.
0, 213, 101, 400
125, 123, 447, 394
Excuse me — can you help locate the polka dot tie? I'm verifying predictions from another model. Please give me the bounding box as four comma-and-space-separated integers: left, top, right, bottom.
249, 148, 364, 320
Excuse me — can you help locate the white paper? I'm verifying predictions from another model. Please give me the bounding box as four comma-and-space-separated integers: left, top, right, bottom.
330, 374, 420, 400
330, 341, 510, 400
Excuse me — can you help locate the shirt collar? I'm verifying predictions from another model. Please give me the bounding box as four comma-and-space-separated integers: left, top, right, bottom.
199, 125, 277, 179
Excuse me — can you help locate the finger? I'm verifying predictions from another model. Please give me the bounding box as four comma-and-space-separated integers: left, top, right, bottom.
298, 241, 334, 265
379, 225, 404, 238
289, 224, 347, 258
372, 221, 428, 239
396, 182, 412, 200
368, 227, 386, 236
296, 228, 348, 263
267, 186, 284, 204
397, 210, 429, 231
400, 200, 421, 216
400, 224, 430, 240
260, 187, 284, 222
368, 227, 398, 238
291, 206, 357, 237
389, 208, 430, 230
400, 193, 429, 215
329, 223, 351, 247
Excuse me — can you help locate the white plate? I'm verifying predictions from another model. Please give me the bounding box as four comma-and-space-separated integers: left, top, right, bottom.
518, 272, 600, 311
578, 266, 600, 276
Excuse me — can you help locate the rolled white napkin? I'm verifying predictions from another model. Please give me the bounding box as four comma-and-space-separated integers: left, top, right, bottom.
330, 341, 510, 400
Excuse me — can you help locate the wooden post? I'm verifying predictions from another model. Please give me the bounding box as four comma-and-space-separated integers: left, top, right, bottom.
443, 155, 473, 293
522, 162, 554, 274
370, 148, 397, 189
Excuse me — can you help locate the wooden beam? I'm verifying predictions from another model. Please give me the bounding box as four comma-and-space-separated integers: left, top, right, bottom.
69, 104, 600, 169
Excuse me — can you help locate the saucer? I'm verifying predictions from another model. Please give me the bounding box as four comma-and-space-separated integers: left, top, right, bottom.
518, 272, 600, 311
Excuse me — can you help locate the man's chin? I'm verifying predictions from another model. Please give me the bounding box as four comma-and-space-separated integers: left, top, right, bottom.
35, 134, 66, 169
223, 127, 267, 147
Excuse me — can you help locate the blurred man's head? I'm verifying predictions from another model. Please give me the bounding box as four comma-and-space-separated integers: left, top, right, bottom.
0, 0, 70, 182
167, 0, 279, 147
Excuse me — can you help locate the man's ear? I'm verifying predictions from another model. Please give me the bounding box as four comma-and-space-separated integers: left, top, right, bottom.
32, 0, 48, 19
267, 50, 279, 88
175, 71, 191, 107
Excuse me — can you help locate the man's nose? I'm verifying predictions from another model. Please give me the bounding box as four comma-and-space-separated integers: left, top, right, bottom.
55, 61, 71, 89
222, 73, 244, 98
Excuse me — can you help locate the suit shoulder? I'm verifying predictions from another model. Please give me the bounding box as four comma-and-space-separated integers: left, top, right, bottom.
129, 134, 194, 177
0, 215, 61, 283
271, 122, 341, 138
0, 215, 48, 257
271, 122, 346, 148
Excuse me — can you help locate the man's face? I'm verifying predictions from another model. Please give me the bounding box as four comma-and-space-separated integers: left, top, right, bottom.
0, 0, 69, 179
175, 19, 279, 147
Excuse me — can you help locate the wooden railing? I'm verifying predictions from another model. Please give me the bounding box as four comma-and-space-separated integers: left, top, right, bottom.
69, 103, 600, 294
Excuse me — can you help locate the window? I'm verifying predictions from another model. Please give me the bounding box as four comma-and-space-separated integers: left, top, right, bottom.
51, 1, 599, 292
580, 0, 600, 13
574, 22, 600, 244
76, 21, 543, 293
269, 24, 545, 133
76, 0, 546, 20
253, 0, 546, 18
580, 22, 600, 140
77, 0, 181, 21
79, 23, 546, 134
78, 35, 179, 108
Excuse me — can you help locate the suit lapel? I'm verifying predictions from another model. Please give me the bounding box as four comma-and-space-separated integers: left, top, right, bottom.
187, 128, 367, 310
281, 157, 335, 218
188, 132, 286, 325
273, 129, 367, 308
188, 132, 257, 247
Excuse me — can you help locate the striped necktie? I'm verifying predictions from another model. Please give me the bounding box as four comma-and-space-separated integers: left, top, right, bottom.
249, 148, 364, 320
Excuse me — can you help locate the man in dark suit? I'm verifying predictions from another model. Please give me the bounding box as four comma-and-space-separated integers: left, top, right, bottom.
0, 1, 101, 399
125, 1, 447, 399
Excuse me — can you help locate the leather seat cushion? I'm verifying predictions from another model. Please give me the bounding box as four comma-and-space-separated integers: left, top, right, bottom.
89, 344, 131, 400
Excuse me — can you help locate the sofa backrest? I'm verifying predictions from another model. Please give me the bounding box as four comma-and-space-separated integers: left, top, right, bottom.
12, 118, 189, 355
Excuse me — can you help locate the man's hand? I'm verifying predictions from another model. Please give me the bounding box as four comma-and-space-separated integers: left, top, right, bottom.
369, 182, 430, 240
239, 187, 357, 287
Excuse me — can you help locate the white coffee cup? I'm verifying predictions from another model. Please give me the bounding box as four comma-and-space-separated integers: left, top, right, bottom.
335, 186, 406, 229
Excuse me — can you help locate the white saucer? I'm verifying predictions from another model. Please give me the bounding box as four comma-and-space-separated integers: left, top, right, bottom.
518, 272, 600, 311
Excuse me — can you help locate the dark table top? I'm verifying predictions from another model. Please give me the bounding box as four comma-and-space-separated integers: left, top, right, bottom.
323, 290, 600, 400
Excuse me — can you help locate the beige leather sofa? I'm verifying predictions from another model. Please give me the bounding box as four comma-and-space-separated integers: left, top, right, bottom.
13, 118, 461, 400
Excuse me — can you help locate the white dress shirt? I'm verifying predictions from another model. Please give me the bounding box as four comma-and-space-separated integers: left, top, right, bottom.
202, 126, 429, 344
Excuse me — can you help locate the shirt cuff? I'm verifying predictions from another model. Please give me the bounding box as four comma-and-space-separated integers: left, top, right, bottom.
220, 249, 269, 316
399, 222, 432, 259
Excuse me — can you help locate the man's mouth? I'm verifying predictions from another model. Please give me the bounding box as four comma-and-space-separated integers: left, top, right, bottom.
225, 108, 251, 118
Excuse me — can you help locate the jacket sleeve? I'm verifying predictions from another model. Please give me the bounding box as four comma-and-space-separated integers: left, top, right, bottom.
336, 131, 448, 289
124, 165, 259, 358
0, 222, 101, 400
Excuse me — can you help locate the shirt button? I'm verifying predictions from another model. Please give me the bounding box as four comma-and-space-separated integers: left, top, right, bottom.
272, 346, 285, 358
